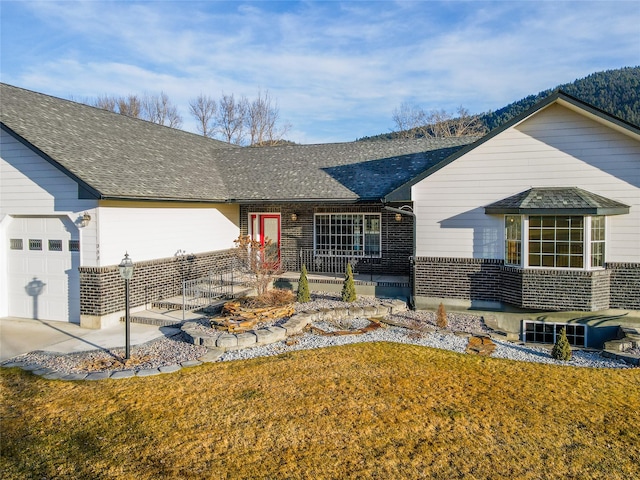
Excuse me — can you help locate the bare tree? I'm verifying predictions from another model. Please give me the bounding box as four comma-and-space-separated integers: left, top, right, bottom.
90, 92, 181, 127
426, 106, 486, 138
116, 95, 142, 118
392, 103, 486, 139
141, 91, 183, 128
93, 94, 117, 112
246, 90, 290, 146
189, 94, 217, 137
392, 102, 428, 138
215, 93, 248, 145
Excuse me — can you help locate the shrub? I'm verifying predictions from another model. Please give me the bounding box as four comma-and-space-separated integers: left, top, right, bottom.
552, 327, 572, 361
297, 264, 311, 303
341, 263, 357, 302
436, 302, 448, 329
233, 235, 281, 296
244, 289, 294, 308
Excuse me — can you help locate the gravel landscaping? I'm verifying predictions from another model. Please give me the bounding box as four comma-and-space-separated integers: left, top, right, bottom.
2, 292, 636, 374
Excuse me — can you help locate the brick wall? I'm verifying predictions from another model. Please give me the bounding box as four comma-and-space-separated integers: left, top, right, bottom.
520, 268, 611, 311
608, 262, 640, 310
413, 257, 502, 301
414, 257, 617, 311
239, 202, 413, 276
79, 249, 235, 316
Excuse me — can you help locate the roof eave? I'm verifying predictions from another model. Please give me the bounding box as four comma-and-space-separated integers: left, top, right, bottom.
485, 207, 630, 215
1, 122, 104, 200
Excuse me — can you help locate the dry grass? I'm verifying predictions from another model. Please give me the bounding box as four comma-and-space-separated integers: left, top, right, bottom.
1, 342, 639, 479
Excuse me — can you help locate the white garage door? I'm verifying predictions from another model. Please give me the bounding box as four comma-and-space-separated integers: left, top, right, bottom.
6, 216, 80, 322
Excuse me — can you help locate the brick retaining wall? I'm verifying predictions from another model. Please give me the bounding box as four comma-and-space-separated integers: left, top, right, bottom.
414, 257, 631, 312
79, 249, 236, 317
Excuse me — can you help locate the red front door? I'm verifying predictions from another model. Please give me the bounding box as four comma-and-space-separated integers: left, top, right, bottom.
250, 214, 281, 265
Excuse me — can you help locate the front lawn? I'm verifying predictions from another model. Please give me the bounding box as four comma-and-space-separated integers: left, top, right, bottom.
1, 342, 639, 479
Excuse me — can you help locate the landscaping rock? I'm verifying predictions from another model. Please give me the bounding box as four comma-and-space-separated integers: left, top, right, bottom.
236, 332, 258, 347
216, 333, 239, 348
465, 335, 496, 356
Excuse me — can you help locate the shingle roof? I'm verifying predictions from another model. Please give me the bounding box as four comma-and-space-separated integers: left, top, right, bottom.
1, 83, 234, 201
1, 83, 478, 203
214, 138, 476, 202
485, 187, 630, 215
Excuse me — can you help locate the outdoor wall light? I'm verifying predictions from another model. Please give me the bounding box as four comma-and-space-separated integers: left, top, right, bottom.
118, 252, 134, 359
79, 212, 91, 228
291, 213, 298, 221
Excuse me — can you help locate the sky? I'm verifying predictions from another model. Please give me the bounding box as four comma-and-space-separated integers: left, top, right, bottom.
1, 1, 639, 144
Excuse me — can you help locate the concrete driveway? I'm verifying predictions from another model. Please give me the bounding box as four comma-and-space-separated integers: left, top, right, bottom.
0, 317, 172, 362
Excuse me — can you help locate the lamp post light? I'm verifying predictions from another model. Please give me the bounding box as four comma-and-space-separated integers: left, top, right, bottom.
118, 252, 134, 360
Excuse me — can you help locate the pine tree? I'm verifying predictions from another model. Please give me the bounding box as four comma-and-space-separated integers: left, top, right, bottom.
552, 327, 572, 361
297, 264, 311, 303
341, 263, 357, 302
436, 302, 448, 329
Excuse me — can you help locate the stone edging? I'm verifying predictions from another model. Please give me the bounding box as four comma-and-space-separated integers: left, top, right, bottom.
0, 348, 225, 381
181, 300, 409, 351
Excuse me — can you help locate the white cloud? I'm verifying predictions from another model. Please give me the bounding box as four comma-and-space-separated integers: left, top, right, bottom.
3, 1, 639, 143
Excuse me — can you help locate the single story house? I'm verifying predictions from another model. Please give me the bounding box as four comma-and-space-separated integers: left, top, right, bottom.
1, 84, 638, 338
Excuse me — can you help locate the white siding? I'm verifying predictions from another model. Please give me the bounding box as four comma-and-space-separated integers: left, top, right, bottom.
413, 104, 640, 262
97, 202, 239, 266
1, 131, 98, 318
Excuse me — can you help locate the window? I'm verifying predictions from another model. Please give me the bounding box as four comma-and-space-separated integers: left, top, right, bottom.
505, 215, 606, 270
10, 239, 23, 250
529, 216, 584, 268
315, 213, 381, 256
29, 239, 42, 251
505, 215, 521, 265
590, 216, 605, 268
48, 240, 63, 251
524, 321, 586, 347
69, 240, 80, 252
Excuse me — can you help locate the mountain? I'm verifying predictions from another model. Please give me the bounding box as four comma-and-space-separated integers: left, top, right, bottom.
358, 67, 639, 141
481, 66, 639, 130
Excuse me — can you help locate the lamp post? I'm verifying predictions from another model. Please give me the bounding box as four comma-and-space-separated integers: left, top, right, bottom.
118, 252, 134, 359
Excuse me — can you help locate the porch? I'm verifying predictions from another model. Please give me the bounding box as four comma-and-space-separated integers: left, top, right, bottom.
274, 270, 411, 301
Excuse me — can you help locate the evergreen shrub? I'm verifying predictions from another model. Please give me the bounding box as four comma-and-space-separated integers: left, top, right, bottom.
297, 264, 311, 303
341, 263, 357, 302
552, 327, 572, 361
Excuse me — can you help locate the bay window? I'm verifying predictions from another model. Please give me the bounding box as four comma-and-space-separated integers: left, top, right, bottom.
504, 215, 605, 269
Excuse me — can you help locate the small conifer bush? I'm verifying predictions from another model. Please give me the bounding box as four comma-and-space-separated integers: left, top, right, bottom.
341, 263, 357, 302
436, 302, 448, 329
552, 327, 572, 361
297, 264, 311, 303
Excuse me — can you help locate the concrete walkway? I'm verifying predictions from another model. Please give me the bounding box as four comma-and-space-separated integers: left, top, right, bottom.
0, 317, 170, 362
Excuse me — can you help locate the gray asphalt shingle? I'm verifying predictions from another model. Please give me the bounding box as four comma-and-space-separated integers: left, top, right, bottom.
1, 83, 478, 202
485, 187, 630, 215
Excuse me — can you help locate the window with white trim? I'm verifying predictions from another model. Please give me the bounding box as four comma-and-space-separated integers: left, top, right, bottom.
529, 216, 584, 268
505, 215, 605, 270
505, 215, 521, 266
590, 216, 605, 268
315, 213, 381, 256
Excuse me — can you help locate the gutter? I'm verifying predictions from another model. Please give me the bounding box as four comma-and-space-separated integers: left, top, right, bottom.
382, 203, 416, 310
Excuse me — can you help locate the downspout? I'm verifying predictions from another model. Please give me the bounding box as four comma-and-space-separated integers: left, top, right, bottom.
382, 204, 416, 309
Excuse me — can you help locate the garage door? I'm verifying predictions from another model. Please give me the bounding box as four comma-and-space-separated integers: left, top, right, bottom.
6, 216, 80, 322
